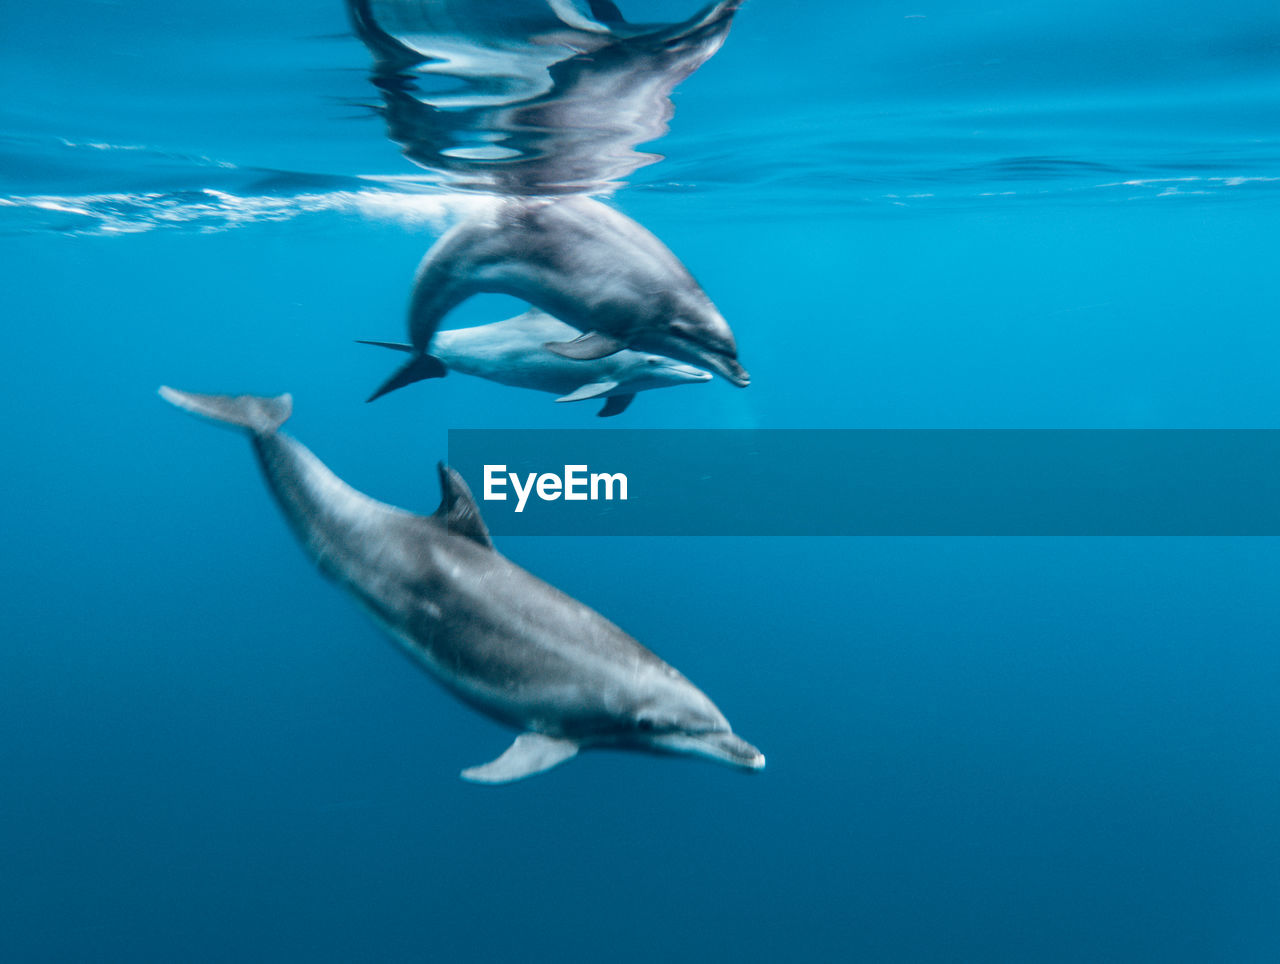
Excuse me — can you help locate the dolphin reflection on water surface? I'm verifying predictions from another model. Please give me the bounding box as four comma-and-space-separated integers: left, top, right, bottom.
346, 0, 744, 193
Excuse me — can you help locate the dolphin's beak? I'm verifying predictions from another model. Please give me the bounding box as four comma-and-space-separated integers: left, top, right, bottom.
661, 363, 714, 384
652, 730, 766, 771
655, 331, 749, 387
705, 355, 750, 388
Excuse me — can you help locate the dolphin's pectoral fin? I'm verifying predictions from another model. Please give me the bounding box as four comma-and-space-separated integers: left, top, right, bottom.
364, 351, 447, 403
544, 331, 627, 361
556, 380, 619, 403
597, 393, 635, 417
460, 733, 579, 784
433, 463, 493, 549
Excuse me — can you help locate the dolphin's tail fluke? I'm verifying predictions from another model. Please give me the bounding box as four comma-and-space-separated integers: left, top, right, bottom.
158, 386, 293, 436
357, 341, 447, 402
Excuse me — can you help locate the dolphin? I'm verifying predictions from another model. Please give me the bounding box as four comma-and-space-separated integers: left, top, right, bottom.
368, 195, 749, 402
358, 308, 712, 415
159, 385, 764, 783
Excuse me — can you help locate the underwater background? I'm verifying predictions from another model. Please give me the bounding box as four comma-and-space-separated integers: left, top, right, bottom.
4, 0, 1280, 960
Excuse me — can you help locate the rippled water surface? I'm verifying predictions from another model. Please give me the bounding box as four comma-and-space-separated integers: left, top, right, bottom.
6, 0, 1279, 230
4, 2, 1280, 962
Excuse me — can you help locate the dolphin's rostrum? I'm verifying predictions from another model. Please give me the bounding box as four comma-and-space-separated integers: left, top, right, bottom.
159, 385, 764, 783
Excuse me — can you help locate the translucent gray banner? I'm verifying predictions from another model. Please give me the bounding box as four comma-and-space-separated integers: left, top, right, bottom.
446, 430, 1280, 536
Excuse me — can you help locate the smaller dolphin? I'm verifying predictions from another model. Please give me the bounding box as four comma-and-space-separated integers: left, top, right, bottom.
359, 308, 711, 416
159, 385, 764, 784
368, 195, 749, 402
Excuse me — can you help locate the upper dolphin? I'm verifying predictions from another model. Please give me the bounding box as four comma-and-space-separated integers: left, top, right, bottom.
367, 195, 749, 400
359, 308, 711, 415
159, 385, 764, 783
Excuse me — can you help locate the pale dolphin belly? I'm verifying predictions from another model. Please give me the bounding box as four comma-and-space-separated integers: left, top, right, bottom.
431, 313, 627, 395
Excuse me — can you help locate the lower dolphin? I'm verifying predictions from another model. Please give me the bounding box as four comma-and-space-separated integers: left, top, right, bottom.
159, 385, 764, 783
369, 195, 749, 401
359, 308, 712, 416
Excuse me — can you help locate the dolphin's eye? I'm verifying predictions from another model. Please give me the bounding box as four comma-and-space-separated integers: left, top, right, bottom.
637, 718, 656, 732
645, 356, 662, 366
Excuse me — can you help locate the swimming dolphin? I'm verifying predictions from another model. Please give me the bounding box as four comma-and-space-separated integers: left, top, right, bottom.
159, 385, 764, 783
359, 308, 712, 415
368, 195, 749, 402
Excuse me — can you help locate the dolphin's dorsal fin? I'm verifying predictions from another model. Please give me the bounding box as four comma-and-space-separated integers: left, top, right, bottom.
544, 331, 627, 360
556, 380, 619, 403
598, 393, 634, 417
434, 464, 493, 549
460, 733, 580, 784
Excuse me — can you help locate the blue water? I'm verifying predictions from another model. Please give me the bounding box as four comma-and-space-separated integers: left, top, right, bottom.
4, 1, 1280, 960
